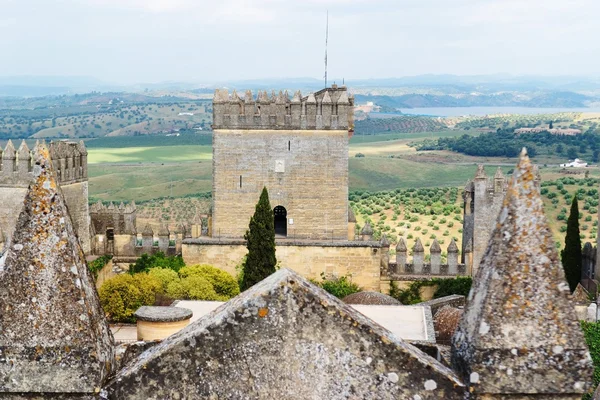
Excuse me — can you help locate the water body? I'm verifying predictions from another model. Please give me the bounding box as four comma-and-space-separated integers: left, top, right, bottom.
375, 107, 600, 117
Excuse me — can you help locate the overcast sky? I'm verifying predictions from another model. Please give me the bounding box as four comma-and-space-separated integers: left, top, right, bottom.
1, 0, 599, 84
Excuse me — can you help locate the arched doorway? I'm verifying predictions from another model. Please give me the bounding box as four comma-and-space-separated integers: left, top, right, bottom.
274, 206, 287, 237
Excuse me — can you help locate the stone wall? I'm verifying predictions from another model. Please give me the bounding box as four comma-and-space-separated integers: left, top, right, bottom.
61, 181, 91, 254
182, 239, 382, 291
0, 186, 27, 242
212, 128, 349, 240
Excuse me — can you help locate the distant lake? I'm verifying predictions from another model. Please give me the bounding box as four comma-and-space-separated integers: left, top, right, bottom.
373, 107, 600, 117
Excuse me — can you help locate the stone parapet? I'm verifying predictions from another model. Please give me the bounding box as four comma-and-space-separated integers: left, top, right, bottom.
212, 86, 354, 131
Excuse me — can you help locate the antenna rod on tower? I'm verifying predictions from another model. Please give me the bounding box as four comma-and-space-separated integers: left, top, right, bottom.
324, 10, 329, 88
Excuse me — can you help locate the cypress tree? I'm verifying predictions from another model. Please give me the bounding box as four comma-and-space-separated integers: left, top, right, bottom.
561, 197, 582, 292
241, 187, 277, 290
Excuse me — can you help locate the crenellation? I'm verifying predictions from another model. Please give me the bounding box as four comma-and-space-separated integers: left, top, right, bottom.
430, 239, 442, 274
212, 86, 353, 130
2, 139, 16, 175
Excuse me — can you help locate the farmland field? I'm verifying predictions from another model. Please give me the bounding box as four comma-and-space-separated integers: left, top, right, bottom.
86, 130, 600, 253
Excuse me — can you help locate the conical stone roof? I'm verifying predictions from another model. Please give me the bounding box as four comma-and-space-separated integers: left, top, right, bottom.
451, 148, 593, 396
396, 237, 407, 252
413, 237, 424, 252
447, 238, 459, 253
0, 143, 114, 392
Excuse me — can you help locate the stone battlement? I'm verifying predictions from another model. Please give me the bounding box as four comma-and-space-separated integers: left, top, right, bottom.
0, 140, 34, 186
48, 140, 88, 185
90, 200, 137, 236
212, 86, 354, 130
385, 237, 468, 277
0, 140, 88, 187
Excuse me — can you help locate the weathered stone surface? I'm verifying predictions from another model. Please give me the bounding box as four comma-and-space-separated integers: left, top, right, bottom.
571, 283, 590, 305
419, 295, 466, 315
134, 306, 193, 322
433, 306, 463, 345
451, 149, 593, 396
0, 143, 115, 393
342, 291, 402, 305
104, 268, 464, 399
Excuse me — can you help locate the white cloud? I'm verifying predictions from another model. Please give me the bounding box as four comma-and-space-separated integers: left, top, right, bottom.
0, 0, 599, 83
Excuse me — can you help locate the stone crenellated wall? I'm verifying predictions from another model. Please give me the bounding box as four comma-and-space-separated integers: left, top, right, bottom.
0, 140, 91, 253
212, 86, 354, 131
182, 239, 382, 291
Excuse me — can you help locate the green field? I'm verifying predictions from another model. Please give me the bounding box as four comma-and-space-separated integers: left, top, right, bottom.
87, 130, 485, 201
88, 145, 211, 164
89, 162, 212, 202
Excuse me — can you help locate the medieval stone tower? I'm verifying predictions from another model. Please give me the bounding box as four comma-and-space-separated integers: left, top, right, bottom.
211, 86, 354, 240
462, 164, 540, 273
0, 140, 91, 253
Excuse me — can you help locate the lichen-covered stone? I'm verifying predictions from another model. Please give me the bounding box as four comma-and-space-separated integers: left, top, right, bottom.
342, 291, 402, 305
0, 143, 115, 393
571, 283, 590, 305
451, 149, 593, 396
433, 306, 463, 345
104, 268, 464, 399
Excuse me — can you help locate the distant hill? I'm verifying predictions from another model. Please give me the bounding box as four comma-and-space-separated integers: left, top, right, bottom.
355, 91, 599, 109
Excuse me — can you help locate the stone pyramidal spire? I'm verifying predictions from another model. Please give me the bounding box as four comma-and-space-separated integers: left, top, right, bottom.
0, 143, 115, 393
451, 148, 592, 396
105, 269, 464, 399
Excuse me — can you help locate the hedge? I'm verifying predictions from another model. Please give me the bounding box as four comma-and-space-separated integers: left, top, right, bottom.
99, 264, 240, 322
98, 273, 162, 323
311, 273, 362, 299
179, 264, 240, 298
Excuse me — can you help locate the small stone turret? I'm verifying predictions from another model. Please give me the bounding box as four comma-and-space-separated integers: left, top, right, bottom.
380, 234, 390, 275
447, 239, 459, 274
16, 140, 31, 174
430, 239, 442, 274
452, 148, 593, 397
412, 238, 424, 273
360, 222, 373, 241
142, 224, 154, 252
191, 215, 202, 239
158, 224, 170, 252
2, 139, 16, 174
395, 238, 407, 270
493, 167, 504, 192
212, 86, 354, 131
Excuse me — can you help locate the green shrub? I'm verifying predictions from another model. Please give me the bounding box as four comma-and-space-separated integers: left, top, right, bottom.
433, 276, 472, 298
88, 255, 112, 279
581, 321, 600, 400
148, 267, 179, 293
179, 264, 240, 298
313, 273, 361, 299
166, 280, 187, 299
99, 273, 161, 323
389, 276, 472, 305
181, 275, 222, 301
129, 252, 185, 274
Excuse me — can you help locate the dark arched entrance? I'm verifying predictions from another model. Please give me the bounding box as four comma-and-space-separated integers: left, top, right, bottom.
274, 206, 287, 237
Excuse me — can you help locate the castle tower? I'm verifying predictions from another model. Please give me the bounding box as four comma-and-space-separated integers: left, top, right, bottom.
463, 165, 508, 274
211, 86, 353, 240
